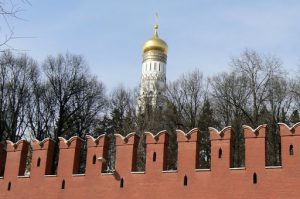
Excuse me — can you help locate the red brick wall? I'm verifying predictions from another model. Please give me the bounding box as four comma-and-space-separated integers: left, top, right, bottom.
0, 123, 300, 199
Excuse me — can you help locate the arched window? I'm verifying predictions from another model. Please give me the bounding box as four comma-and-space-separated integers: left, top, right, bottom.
93, 155, 97, 164
218, 148, 222, 159
253, 173, 257, 184
184, 175, 188, 186
290, 144, 294, 156
120, 178, 124, 188
153, 152, 157, 162
37, 157, 41, 167
61, 180, 65, 189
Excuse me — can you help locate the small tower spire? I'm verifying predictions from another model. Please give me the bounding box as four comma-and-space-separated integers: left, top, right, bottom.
154, 13, 159, 37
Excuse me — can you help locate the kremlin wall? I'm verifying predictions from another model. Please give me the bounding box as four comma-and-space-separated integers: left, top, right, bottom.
0, 123, 300, 198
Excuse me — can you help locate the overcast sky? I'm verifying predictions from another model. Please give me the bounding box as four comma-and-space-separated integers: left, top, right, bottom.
5, 0, 300, 91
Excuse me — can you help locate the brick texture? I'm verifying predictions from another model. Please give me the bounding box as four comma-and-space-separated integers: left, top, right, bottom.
0, 123, 300, 199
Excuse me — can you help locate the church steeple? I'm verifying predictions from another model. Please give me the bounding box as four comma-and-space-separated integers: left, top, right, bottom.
137, 18, 168, 114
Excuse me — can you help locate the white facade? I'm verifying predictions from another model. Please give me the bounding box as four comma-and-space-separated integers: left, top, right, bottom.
137, 24, 168, 114
140, 54, 166, 96
137, 49, 167, 113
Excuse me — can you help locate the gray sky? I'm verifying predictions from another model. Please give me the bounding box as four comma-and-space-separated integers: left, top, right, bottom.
5, 0, 300, 91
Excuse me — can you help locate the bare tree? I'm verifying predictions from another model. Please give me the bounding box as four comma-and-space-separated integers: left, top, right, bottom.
95, 85, 136, 171
162, 69, 209, 170
0, 0, 30, 51
166, 69, 206, 131
290, 73, 300, 122
231, 49, 283, 126
0, 50, 38, 142
264, 75, 294, 165
211, 49, 290, 166
27, 78, 56, 140
42, 53, 107, 140
210, 72, 250, 126
211, 71, 254, 167
108, 85, 136, 135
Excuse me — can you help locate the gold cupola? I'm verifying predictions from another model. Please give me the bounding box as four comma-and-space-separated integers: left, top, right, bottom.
143, 24, 168, 55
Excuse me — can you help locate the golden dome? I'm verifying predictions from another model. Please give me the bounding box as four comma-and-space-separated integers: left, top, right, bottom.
143, 24, 168, 54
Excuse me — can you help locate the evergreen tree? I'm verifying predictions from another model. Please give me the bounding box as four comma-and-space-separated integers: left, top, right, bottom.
290, 110, 300, 124
198, 99, 218, 168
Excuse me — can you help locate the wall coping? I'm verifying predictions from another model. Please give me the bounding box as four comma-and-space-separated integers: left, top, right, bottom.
230, 167, 246, 170
265, 166, 282, 169
162, 170, 177, 173
72, 174, 85, 177
131, 171, 146, 174
44, 175, 57, 177
195, 169, 211, 172
17, 176, 30, 178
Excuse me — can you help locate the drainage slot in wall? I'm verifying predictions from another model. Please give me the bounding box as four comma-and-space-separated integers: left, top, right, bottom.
253, 173, 257, 184
7, 182, 11, 191
153, 152, 157, 162
61, 180, 65, 189
184, 175, 188, 186
120, 178, 124, 188
290, 145, 294, 156
37, 157, 41, 167
93, 155, 97, 164
218, 148, 222, 159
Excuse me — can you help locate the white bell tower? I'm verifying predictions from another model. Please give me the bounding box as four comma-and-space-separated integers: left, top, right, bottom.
137, 21, 168, 114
